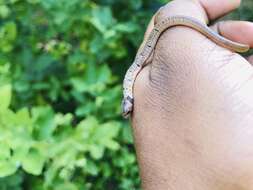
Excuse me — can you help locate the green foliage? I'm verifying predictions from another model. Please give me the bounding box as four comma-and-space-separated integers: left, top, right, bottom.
0, 0, 164, 189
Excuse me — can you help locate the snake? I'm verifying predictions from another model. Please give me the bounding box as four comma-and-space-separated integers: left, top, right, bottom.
122, 15, 250, 118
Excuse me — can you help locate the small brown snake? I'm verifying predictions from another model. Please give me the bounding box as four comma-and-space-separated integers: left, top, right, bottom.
122, 15, 250, 118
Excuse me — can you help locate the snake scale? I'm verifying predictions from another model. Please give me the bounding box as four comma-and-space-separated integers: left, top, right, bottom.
122, 15, 250, 118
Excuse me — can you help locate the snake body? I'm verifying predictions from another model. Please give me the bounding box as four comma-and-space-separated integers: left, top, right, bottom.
122, 16, 250, 118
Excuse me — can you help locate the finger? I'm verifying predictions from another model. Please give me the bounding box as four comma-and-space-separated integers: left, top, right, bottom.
210, 21, 253, 47
155, 0, 241, 25
144, 0, 243, 45
199, 0, 241, 20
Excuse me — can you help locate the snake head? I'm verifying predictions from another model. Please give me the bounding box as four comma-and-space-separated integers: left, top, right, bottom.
122, 96, 134, 119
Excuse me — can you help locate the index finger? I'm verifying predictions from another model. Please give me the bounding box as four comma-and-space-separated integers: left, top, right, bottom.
199, 0, 241, 20
139, 0, 244, 65
156, 0, 241, 24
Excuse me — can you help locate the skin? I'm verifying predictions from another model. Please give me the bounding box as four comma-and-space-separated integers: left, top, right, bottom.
122, 16, 249, 118
131, 0, 253, 189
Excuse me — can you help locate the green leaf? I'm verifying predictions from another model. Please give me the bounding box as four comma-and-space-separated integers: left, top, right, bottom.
129, 0, 142, 9
115, 22, 138, 33
97, 64, 112, 84
0, 144, 10, 158
0, 159, 17, 177
75, 158, 86, 167
85, 160, 99, 176
91, 7, 114, 33
75, 102, 95, 116
54, 182, 78, 190
22, 149, 45, 175
121, 123, 134, 144
97, 121, 120, 139
32, 106, 56, 140
0, 22, 17, 52
4, 22, 17, 40
45, 166, 58, 186
89, 145, 104, 160
103, 140, 119, 150
0, 5, 10, 18
0, 84, 11, 111
15, 108, 33, 132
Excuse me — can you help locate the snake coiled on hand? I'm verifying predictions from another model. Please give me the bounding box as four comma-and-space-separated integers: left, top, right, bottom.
122, 15, 250, 118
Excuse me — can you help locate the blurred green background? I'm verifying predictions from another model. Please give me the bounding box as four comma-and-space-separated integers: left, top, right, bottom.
0, 0, 252, 190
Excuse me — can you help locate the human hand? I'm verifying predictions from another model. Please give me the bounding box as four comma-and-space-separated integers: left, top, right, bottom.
132, 0, 253, 189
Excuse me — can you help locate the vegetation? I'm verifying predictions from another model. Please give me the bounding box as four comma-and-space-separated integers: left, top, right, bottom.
0, 0, 252, 189
0, 0, 165, 189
